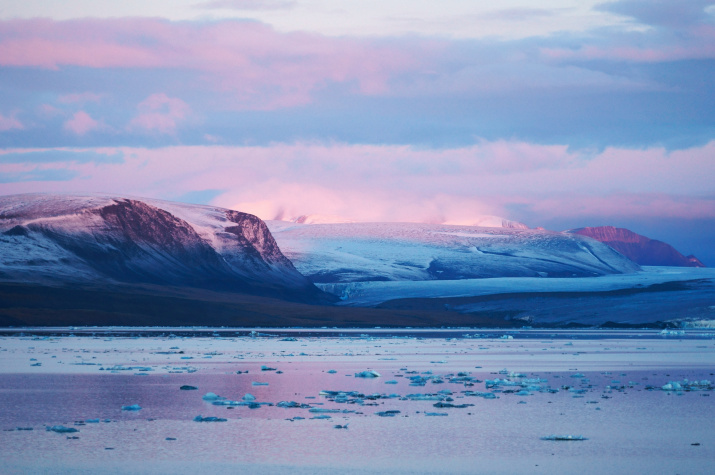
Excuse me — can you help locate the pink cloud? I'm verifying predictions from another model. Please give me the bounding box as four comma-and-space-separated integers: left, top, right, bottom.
197, 0, 296, 10
3, 141, 713, 227
128, 93, 190, 134
0, 19, 420, 110
0, 112, 23, 131
64, 111, 100, 136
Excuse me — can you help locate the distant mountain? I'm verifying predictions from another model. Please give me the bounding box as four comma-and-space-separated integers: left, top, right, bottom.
266, 221, 640, 283
0, 193, 329, 302
569, 226, 705, 268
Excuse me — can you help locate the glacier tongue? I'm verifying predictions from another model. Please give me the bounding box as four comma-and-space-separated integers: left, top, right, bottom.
266, 221, 640, 284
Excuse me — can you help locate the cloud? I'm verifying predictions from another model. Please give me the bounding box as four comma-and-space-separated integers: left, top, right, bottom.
64, 111, 100, 135
2, 141, 713, 226
542, 1, 715, 63
128, 93, 190, 134
478, 8, 556, 22
0, 18, 419, 109
595, 0, 715, 28
196, 0, 296, 10
0, 112, 23, 131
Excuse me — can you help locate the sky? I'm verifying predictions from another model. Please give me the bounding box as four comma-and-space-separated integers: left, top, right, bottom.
0, 0, 714, 264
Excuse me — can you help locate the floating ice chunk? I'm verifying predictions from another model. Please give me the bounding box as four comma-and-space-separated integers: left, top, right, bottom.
327, 370, 337, 374
309, 408, 343, 413
202, 392, 223, 401
85, 419, 100, 423
385, 380, 398, 384
433, 402, 472, 408
541, 435, 587, 441
46, 425, 78, 433
193, 415, 227, 422
261, 366, 277, 371
376, 410, 401, 417
333, 424, 349, 429
311, 415, 332, 419
425, 412, 448, 416
243, 393, 256, 401
465, 391, 498, 399
406, 394, 443, 401
660, 329, 685, 336
355, 370, 380, 378
211, 400, 242, 406
252, 382, 269, 386
277, 401, 311, 408
500, 335, 514, 340
121, 404, 142, 411
280, 337, 297, 341
180, 385, 198, 390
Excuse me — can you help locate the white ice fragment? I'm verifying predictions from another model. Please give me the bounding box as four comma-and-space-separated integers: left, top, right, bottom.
242, 393, 256, 401
355, 370, 380, 378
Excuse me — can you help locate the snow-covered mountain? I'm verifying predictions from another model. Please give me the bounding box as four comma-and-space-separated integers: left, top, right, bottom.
0, 193, 327, 302
265, 221, 641, 283
569, 226, 705, 268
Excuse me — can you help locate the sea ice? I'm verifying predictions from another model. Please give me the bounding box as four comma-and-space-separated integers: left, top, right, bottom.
355, 370, 380, 378
46, 425, 79, 433
193, 415, 227, 422
541, 435, 588, 441
121, 404, 142, 411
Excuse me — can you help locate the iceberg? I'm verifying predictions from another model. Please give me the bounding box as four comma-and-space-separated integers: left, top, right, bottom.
541, 435, 588, 441
121, 404, 142, 411
193, 415, 227, 422
277, 401, 311, 408
46, 425, 79, 433
355, 370, 380, 378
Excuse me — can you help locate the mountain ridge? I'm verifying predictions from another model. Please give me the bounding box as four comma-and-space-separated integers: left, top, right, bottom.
0, 193, 330, 303
569, 226, 705, 268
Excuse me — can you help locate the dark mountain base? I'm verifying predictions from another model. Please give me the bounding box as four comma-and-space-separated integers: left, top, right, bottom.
375, 279, 715, 327
1, 279, 712, 328
0, 282, 499, 328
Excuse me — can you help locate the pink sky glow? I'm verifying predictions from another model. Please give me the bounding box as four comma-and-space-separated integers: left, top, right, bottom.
2, 140, 713, 226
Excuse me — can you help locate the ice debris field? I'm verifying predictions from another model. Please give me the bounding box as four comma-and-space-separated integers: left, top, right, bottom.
1, 330, 714, 474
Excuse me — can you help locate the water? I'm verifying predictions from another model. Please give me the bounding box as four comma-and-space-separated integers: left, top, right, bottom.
1, 331, 714, 474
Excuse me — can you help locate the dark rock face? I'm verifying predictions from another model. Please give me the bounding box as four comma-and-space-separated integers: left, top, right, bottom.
0, 194, 329, 303
570, 226, 705, 267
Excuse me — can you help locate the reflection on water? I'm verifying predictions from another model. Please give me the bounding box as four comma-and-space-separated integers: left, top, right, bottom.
1, 333, 714, 474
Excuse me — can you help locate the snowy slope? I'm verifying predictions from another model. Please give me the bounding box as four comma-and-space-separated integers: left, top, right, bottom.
0, 193, 324, 301
266, 221, 640, 283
